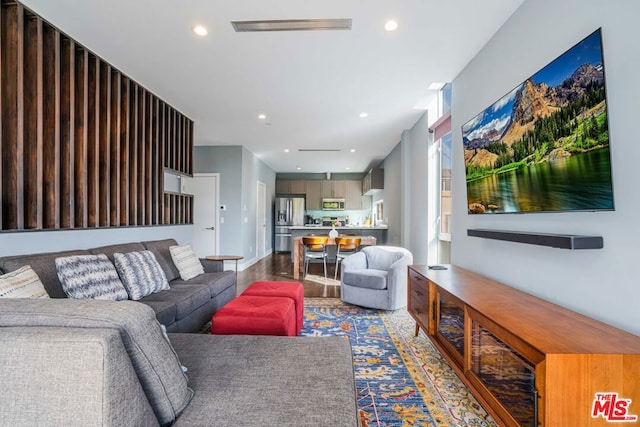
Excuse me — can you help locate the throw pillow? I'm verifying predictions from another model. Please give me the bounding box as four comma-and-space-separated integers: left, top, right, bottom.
55, 254, 128, 300
169, 244, 204, 280
0, 265, 49, 299
114, 250, 170, 300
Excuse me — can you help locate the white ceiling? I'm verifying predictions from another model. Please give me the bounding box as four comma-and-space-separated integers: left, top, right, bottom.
21, 0, 524, 173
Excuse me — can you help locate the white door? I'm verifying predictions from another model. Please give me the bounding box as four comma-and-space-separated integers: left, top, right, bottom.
256, 181, 267, 258
182, 173, 219, 257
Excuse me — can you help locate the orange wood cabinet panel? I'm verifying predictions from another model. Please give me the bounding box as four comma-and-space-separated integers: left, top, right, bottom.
407, 265, 640, 427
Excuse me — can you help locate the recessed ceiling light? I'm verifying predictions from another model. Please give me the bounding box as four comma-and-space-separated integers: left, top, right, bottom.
345, 167, 351, 170
359, 112, 368, 118
296, 166, 302, 170
258, 114, 267, 120
350, 149, 356, 153
193, 25, 208, 36
428, 82, 445, 90
284, 149, 290, 153
384, 20, 398, 32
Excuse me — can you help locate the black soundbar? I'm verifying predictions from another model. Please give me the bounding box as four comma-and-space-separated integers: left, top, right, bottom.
467, 229, 603, 249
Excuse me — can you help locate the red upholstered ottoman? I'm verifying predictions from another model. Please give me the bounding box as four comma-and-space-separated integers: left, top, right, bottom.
211, 295, 296, 336
241, 281, 304, 335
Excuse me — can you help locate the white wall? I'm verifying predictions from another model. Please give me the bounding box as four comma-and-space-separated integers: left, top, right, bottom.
378, 112, 432, 263
0, 226, 193, 257
451, 0, 640, 335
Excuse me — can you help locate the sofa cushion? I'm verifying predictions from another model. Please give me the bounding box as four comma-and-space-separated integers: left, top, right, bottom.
89, 242, 147, 263
140, 299, 177, 327
0, 265, 49, 299
0, 299, 193, 425
55, 254, 129, 301
142, 239, 181, 282
171, 271, 236, 298
169, 244, 204, 280
0, 249, 89, 298
170, 334, 358, 426
343, 269, 388, 290
114, 251, 170, 300
139, 284, 211, 321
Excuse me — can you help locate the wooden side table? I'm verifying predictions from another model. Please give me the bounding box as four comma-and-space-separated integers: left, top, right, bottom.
205, 255, 243, 292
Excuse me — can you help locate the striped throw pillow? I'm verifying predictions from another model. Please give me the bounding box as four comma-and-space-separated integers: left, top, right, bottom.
169, 244, 204, 280
114, 250, 170, 300
55, 254, 128, 301
0, 265, 49, 299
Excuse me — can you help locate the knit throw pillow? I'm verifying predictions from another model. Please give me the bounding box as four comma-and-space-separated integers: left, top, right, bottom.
55, 254, 128, 300
0, 265, 49, 299
114, 250, 170, 300
169, 244, 204, 280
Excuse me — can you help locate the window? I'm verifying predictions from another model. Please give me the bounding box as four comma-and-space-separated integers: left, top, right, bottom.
439, 132, 452, 238
372, 200, 384, 225
429, 84, 452, 262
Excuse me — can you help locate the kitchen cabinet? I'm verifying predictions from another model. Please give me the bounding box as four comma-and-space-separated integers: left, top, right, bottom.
362, 168, 384, 195
408, 265, 640, 427
276, 180, 306, 195
277, 179, 365, 211
305, 181, 322, 210
345, 181, 364, 211
321, 180, 346, 199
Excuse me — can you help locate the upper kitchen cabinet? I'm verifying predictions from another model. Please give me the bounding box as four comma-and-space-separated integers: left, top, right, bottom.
306, 181, 322, 210
362, 168, 384, 195
321, 180, 346, 199
345, 180, 364, 210
276, 180, 306, 195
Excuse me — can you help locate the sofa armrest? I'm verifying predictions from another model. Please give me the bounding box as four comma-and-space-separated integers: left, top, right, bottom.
341, 251, 367, 273
199, 258, 223, 273
0, 327, 157, 426
388, 251, 413, 287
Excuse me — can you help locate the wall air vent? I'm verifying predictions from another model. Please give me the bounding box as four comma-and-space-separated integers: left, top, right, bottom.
231, 19, 352, 32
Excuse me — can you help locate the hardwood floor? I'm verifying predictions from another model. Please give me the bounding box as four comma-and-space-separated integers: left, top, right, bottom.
236, 253, 342, 298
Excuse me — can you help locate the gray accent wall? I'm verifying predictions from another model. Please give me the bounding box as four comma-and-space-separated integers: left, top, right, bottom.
452, 0, 640, 335
194, 146, 244, 256
0, 226, 193, 257
378, 111, 431, 265
379, 142, 402, 246
194, 146, 276, 264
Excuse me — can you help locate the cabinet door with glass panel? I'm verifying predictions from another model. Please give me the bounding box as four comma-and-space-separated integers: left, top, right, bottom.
430, 284, 466, 367
466, 307, 544, 427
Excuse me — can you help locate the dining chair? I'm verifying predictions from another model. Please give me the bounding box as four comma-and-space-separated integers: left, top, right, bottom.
302, 235, 329, 279
334, 236, 361, 280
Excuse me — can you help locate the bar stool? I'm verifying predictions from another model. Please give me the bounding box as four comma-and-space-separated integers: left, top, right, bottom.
334, 236, 361, 280
302, 235, 329, 279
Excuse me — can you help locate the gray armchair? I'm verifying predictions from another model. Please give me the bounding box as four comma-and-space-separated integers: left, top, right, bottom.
340, 246, 413, 310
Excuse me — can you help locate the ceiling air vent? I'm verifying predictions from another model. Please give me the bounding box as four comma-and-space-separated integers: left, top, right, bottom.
298, 149, 341, 152
231, 19, 352, 32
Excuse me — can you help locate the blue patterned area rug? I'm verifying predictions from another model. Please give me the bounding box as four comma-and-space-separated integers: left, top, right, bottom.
302, 298, 497, 427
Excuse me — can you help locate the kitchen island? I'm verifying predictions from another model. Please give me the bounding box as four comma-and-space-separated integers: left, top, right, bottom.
289, 226, 388, 280
289, 226, 388, 245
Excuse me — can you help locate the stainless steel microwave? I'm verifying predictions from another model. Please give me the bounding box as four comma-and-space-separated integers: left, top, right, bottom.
322, 198, 345, 210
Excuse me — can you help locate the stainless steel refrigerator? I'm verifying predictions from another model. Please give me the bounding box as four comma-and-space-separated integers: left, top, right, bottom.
275, 196, 305, 252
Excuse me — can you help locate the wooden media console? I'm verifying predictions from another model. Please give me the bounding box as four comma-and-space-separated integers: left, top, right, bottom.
408, 265, 640, 427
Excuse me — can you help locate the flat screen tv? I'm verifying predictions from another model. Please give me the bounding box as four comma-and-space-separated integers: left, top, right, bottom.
462, 28, 614, 214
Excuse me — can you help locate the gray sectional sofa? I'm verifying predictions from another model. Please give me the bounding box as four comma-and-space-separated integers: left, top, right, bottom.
0, 239, 236, 332
0, 299, 359, 426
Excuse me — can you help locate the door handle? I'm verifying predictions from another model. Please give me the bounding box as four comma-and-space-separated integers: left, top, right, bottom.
205, 227, 215, 230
